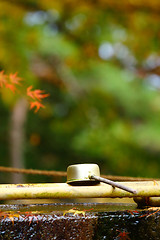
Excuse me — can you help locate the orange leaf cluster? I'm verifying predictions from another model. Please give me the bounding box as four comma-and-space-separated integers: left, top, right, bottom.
0, 71, 22, 92
0, 71, 49, 113
0, 210, 40, 225
27, 86, 50, 112
0, 211, 22, 225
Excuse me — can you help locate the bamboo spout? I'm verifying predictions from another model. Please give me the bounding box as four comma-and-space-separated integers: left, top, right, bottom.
0, 181, 159, 200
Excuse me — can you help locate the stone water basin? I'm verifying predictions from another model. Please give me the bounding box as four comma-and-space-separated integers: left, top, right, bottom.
0, 202, 159, 239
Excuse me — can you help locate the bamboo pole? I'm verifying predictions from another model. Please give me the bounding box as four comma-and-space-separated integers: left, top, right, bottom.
134, 196, 160, 207
0, 181, 159, 200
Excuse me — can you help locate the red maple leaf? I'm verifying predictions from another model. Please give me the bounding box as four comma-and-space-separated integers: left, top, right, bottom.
32, 89, 49, 101
27, 86, 49, 101
30, 101, 45, 112
0, 70, 49, 113
0, 70, 7, 88
5, 83, 17, 93
9, 72, 22, 85
27, 86, 35, 99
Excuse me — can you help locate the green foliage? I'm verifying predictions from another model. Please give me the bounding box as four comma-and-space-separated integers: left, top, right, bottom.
1, 0, 160, 182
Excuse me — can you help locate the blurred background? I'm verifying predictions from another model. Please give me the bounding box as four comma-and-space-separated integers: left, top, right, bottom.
1, 0, 160, 184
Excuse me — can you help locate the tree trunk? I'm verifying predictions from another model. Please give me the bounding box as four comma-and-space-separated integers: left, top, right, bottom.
9, 98, 28, 183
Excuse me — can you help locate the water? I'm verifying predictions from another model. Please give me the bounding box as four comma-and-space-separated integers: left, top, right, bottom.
0, 203, 159, 239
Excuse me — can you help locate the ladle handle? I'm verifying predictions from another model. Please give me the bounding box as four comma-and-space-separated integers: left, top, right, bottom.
90, 175, 137, 194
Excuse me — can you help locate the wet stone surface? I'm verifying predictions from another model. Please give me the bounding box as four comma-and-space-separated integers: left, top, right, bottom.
0, 203, 160, 239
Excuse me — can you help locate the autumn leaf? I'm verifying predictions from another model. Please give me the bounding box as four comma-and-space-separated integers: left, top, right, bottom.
9, 72, 22, 85
63, 208, 86, 216
0, 211, 21, 225
32, 89, 50, 101
24, 211, 39, 225
0, 71, 49, 113
5, 83, 17, 93
27, 86, 34, 99
0, 70, 7, 88
27, 86, 49, 101
30, 101, 45, 112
